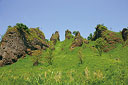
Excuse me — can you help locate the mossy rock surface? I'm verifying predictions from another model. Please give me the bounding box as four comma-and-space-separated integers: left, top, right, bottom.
50, 31, 60, 45
70, 32, 88, 49
65, 30, 74, 39
92, 24, 123, 52
0, 24, 48, 66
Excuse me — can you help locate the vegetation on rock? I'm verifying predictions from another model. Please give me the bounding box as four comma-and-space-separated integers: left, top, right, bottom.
50, 31, 60, 45
0, 23, 48, 66
92, 24, 123, 52
0, 23, 128, 84
65, 29, 74, 39
73, 31, 79, 36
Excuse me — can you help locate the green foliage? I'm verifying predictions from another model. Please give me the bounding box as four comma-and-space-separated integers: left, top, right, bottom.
8, 25, 12, 28
15, 23, 29, 33
96, 24, 107, 30
0, 41, 128, 84
45, 39, 49, 42
31, 50, 42, 66
95, 38, 107, 56
27, 28, 45, 42
73, 31, 79, 36
0, 25, 128, 84
48, 41, 55, 50
16, 23, 28, 30
44, 48, 54, 65
87, 33, 93, 40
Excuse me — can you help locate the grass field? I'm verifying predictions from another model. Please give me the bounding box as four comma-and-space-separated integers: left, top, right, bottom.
0, 39, 128, 85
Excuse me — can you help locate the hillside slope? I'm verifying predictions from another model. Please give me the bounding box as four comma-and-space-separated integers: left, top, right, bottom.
0, 39, 128, 84
0, 24, 128, 85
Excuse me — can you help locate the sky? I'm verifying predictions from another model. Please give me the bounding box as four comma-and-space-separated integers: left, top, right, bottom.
0, 0, 128, 41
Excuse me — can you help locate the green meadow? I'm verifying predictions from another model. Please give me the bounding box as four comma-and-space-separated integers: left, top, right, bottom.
0, 38, 128, 85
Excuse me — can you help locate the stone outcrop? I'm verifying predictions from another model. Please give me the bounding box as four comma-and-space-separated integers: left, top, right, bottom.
0, 24, 48, 66
92, 24, 108, 41
0, 28, 27, 66
65, 30, 74, 39
70, 32, 88, 49
122, 28, 128, 41
92, 24, 123, 52
50, 31, 60, 45
26, 28, 49, 50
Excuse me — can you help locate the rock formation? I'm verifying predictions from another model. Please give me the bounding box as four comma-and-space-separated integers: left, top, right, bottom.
70, 31, 88, 49
122, 28, 128, 41
65, 30, 74, 39
0, 23, 48, 66
92, 24, 123, 52
50, 31, 60, 45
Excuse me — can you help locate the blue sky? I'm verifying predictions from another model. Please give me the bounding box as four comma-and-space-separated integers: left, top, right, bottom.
0, 0, 128, 40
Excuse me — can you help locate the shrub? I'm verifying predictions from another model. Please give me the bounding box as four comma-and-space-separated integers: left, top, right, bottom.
48, 41, 55, 50
16, 23, 28, 30
15, 23, 29, 33
87, 33, 92, 40
45, 48, 53, 65
95, 24, 107, 30
31, 50, 42, 66
95, 38, 106, 56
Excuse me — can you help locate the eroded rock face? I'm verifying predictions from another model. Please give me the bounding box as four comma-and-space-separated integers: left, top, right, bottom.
0, 28, 27, 66
0, 26, 48, 66
27, 28, 49, 50
92, 24, 123, 52
122, 28, 128, 41
50, 31, 60, 45
92, 24, 107, 41
65, 30, 73, 39
70, 32, 88, 49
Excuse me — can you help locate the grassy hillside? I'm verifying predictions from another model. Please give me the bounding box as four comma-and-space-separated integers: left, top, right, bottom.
0, 38, 128, 85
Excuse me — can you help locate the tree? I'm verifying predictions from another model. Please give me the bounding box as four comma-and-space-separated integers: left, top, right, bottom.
95, 38, 106, 56
31, 50, 42, 66
73, 31, 79, 36
87, 33, 92, 40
